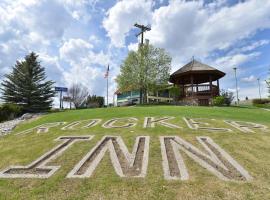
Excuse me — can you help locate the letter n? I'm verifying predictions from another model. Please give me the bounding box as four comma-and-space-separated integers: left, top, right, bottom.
160, 136, 252, 181
67, 136, 150, 178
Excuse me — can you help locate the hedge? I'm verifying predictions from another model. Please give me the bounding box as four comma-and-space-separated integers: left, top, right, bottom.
252, 98, 270, 105
0, 104, 23, 122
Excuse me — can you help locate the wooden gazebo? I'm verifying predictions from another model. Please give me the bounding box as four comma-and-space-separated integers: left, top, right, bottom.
169, 60, 225, 106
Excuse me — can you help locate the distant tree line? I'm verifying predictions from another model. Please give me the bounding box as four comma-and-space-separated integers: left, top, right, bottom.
65, 83, 104, 109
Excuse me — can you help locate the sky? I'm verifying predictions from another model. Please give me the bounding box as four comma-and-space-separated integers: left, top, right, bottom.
0, 0, 269, 105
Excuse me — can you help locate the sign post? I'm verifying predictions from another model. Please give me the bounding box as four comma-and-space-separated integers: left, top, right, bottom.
55, 87, 68, 109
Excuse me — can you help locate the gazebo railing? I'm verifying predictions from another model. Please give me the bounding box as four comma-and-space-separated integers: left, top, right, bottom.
183, 84, 219, 97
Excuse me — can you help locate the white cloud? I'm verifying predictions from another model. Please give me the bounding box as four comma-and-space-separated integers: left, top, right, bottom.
63, 64, 101, 87
213, 52, 260, 72
59, 38, 110, 66
0, 0, 74, 76
103, 0, 270, 62
87, 51, 110, 66
239, 40, 270, 52
38, 53, 65, 85
209, 52, 261, 94
229, 40, 270, 55
147, 0, 270, 62
241, 75, 257, 83
0, 0, 72, 39
59, 38, 112, 98
89, 35, 101, 44
59, 0, 92, 22
59, 38, 93, 64
128, 42, 139, 52
227, 88, 237, 93
103, 0, 153, 47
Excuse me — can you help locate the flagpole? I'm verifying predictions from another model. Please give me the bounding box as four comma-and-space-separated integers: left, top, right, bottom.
104, 64, 109, 107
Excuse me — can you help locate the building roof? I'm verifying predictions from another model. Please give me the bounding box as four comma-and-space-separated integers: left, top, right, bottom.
169, 59, 225, 84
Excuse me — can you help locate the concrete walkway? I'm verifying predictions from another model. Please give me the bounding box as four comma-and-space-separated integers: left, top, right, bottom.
262, 108, 270, 112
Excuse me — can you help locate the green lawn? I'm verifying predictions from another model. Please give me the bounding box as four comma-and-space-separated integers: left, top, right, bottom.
0, 106, 270, 200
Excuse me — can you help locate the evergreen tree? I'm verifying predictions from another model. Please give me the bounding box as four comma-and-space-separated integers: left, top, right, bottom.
1, 52, 55, 112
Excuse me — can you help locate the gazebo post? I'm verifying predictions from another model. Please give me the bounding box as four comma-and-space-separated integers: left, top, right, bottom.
191, 75, 194, 98
217, 79, 220, 95
209, 75, 213, 97
182, 84, 185, 98
180, 84, 186, 98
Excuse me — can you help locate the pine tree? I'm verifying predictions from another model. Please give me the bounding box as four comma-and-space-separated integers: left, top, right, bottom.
1, 52, 55, 112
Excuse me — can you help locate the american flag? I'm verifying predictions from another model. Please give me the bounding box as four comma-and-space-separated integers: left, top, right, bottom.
104, 64, 109, 78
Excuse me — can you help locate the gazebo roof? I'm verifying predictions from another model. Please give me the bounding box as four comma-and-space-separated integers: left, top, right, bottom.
169, 60, 225, 84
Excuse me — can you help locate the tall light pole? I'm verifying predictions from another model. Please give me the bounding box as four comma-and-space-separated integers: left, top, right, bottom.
257, 78, 262, 100
266, 80, 270, 87
233, 67, 239, 105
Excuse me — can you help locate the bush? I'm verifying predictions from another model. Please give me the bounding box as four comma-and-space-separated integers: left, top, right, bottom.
213, 96, 225, 106
84, 95, 105, 108
252, 98, 270, 105
0, 104, 23, 122
221, 90, 234, 106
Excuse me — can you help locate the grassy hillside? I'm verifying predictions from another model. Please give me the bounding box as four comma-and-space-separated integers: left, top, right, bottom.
0, 106, 270, 200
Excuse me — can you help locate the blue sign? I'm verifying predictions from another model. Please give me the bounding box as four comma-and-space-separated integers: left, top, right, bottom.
55, 87, 68, 92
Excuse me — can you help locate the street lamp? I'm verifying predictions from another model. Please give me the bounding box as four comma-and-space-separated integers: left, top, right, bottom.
257, 78, 261, 100
266, 80, 270, 87
233, 67, 239, 105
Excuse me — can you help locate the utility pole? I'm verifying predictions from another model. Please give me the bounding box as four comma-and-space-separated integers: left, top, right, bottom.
134, 23, 151, 104
233, 67, 239, 105
134, 23, 151, 45
257, 78, 262, 100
